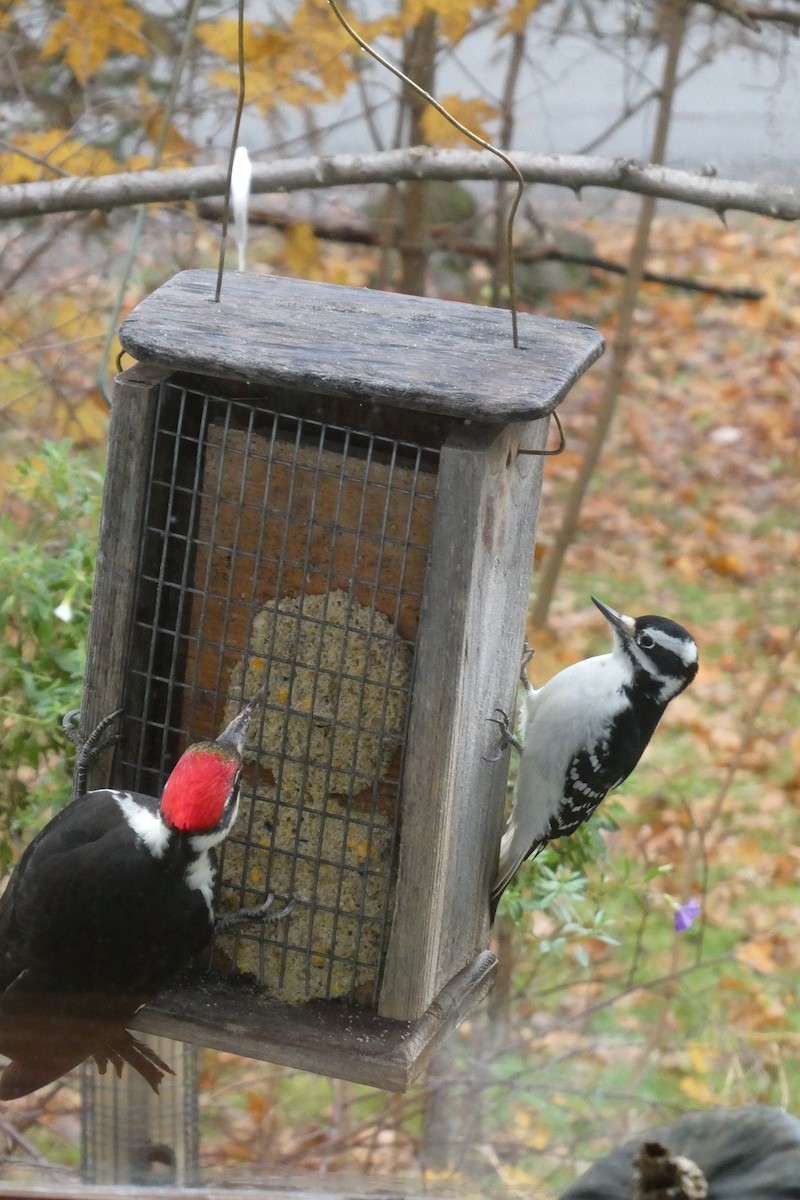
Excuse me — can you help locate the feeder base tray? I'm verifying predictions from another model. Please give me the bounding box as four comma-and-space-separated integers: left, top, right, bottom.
132, 950, 497, 1092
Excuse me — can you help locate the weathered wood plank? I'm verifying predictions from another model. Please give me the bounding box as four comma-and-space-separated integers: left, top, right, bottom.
0, 1183, 464, 1200
379, 418, 549, 1020
119, 270, 604, 422
0, 1191, 422, 1200
78, 365, 168, 792
131, 950, 496, 1093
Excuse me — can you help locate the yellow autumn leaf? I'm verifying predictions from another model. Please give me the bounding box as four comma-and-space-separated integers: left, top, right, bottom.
420, 93, 499, 148
200, 9, 353, 110
499, 0, 547, 36
687, 1042, 712, 1075
42, 0, 148, 84
54, 394, 109, 444
735, 938, 779, 975
288, 0, 357, 98
680, 1076, 716, 1104
399, 0, 476, 42
54, 296, 97, 342
359, 14, 405, 41
141, 113, 196, 167
283, 222, 322, 279
401, 0, 435, 24
126, 153, 154, 172
196, 19, 289, 65
196, 19, 240, 60
0, 131, 118, 183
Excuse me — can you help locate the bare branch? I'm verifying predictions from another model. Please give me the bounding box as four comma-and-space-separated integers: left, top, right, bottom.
1, 148, 799, 222
196, 197, 763, 300
695, 0, 800, 28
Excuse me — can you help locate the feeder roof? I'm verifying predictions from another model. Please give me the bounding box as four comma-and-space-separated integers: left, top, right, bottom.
120, 269, 604, 422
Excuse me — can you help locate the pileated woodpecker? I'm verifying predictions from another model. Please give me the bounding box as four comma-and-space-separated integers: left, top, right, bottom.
0, 686, 290, 1100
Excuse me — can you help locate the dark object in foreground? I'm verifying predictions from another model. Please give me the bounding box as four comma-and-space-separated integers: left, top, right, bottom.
0, 688, 291, 1099
560, 1105, 800, 1200
630, 1141, 708, 1200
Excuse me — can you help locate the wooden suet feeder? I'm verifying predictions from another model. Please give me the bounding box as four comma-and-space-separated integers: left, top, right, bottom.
81, 270, 603, 1091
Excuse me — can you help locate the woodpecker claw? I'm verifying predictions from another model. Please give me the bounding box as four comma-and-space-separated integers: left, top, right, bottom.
214, 893, 295, 934
483, 708, 522, 760
63, 708, 124, 797
520, 641, 536, 692
62, 709, 82, 748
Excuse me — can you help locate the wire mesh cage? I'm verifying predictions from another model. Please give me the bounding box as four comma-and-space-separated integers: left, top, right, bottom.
122, 381, 436, 1009
78, 270, 604, 1090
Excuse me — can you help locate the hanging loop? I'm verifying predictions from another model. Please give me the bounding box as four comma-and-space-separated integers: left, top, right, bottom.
517, 410, 566, 457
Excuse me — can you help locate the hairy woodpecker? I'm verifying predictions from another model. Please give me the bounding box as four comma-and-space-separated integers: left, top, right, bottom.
490, 597, 698, 918
0, 687, 290, 1099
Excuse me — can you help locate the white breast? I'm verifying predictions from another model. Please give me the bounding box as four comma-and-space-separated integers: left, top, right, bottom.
502, 652, 630, 854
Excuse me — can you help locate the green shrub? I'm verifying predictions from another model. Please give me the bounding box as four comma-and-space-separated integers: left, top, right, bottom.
0, 440, 103, 866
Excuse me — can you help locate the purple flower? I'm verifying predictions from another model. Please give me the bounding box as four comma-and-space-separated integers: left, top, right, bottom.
674, 898, 700, 932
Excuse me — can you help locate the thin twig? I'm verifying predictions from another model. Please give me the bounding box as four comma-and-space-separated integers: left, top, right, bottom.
530, 0, 691, 629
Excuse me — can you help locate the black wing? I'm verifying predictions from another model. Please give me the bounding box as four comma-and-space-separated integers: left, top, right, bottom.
543, 702, 655, 844
0, 790, 211, 1002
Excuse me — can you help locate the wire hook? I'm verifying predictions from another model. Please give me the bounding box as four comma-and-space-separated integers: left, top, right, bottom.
326, 0, 525, 350
517, 410, 566, 457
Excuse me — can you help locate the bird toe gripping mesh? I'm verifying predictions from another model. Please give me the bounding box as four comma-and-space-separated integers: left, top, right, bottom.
116, 380, 438, 1008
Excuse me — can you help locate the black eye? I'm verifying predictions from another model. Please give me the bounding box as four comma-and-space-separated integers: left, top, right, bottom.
638, 633, 655, 649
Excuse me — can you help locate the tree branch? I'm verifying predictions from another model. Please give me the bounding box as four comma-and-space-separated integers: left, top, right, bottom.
196, 198, 763, 301
695, 0, 800, 28
2, 148, 799, 222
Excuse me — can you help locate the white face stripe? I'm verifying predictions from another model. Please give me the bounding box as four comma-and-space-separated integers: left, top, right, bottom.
184, 851, 216, 916
187, 791, 241, 853
649, 628, 698, 666
113, 791, 170, 859
622, 626, 697, 703
626, 629, 697, 674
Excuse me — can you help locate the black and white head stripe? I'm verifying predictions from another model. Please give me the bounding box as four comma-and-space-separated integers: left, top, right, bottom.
622, 615, 698, 702
590, 598, 697, 705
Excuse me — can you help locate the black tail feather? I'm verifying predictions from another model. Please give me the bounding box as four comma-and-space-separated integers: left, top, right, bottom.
95, 1031, 175, 1094
0, 1014, 174, 1100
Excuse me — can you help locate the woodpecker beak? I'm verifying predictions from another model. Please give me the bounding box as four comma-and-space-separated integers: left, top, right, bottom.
216, 681, 268, 755
591, 596, 636, 639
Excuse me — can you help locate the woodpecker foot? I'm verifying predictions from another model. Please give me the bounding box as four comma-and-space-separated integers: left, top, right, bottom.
63, 708, 123, 757
483, 708, 522, 760
520, 641, 536, 692
62, 709, 82, 749
63, 708, 123, 797
215, 894, 295, 934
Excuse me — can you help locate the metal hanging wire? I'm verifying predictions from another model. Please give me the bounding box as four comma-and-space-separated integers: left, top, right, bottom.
210, 1, 564, 455
326, 0, 525, 350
